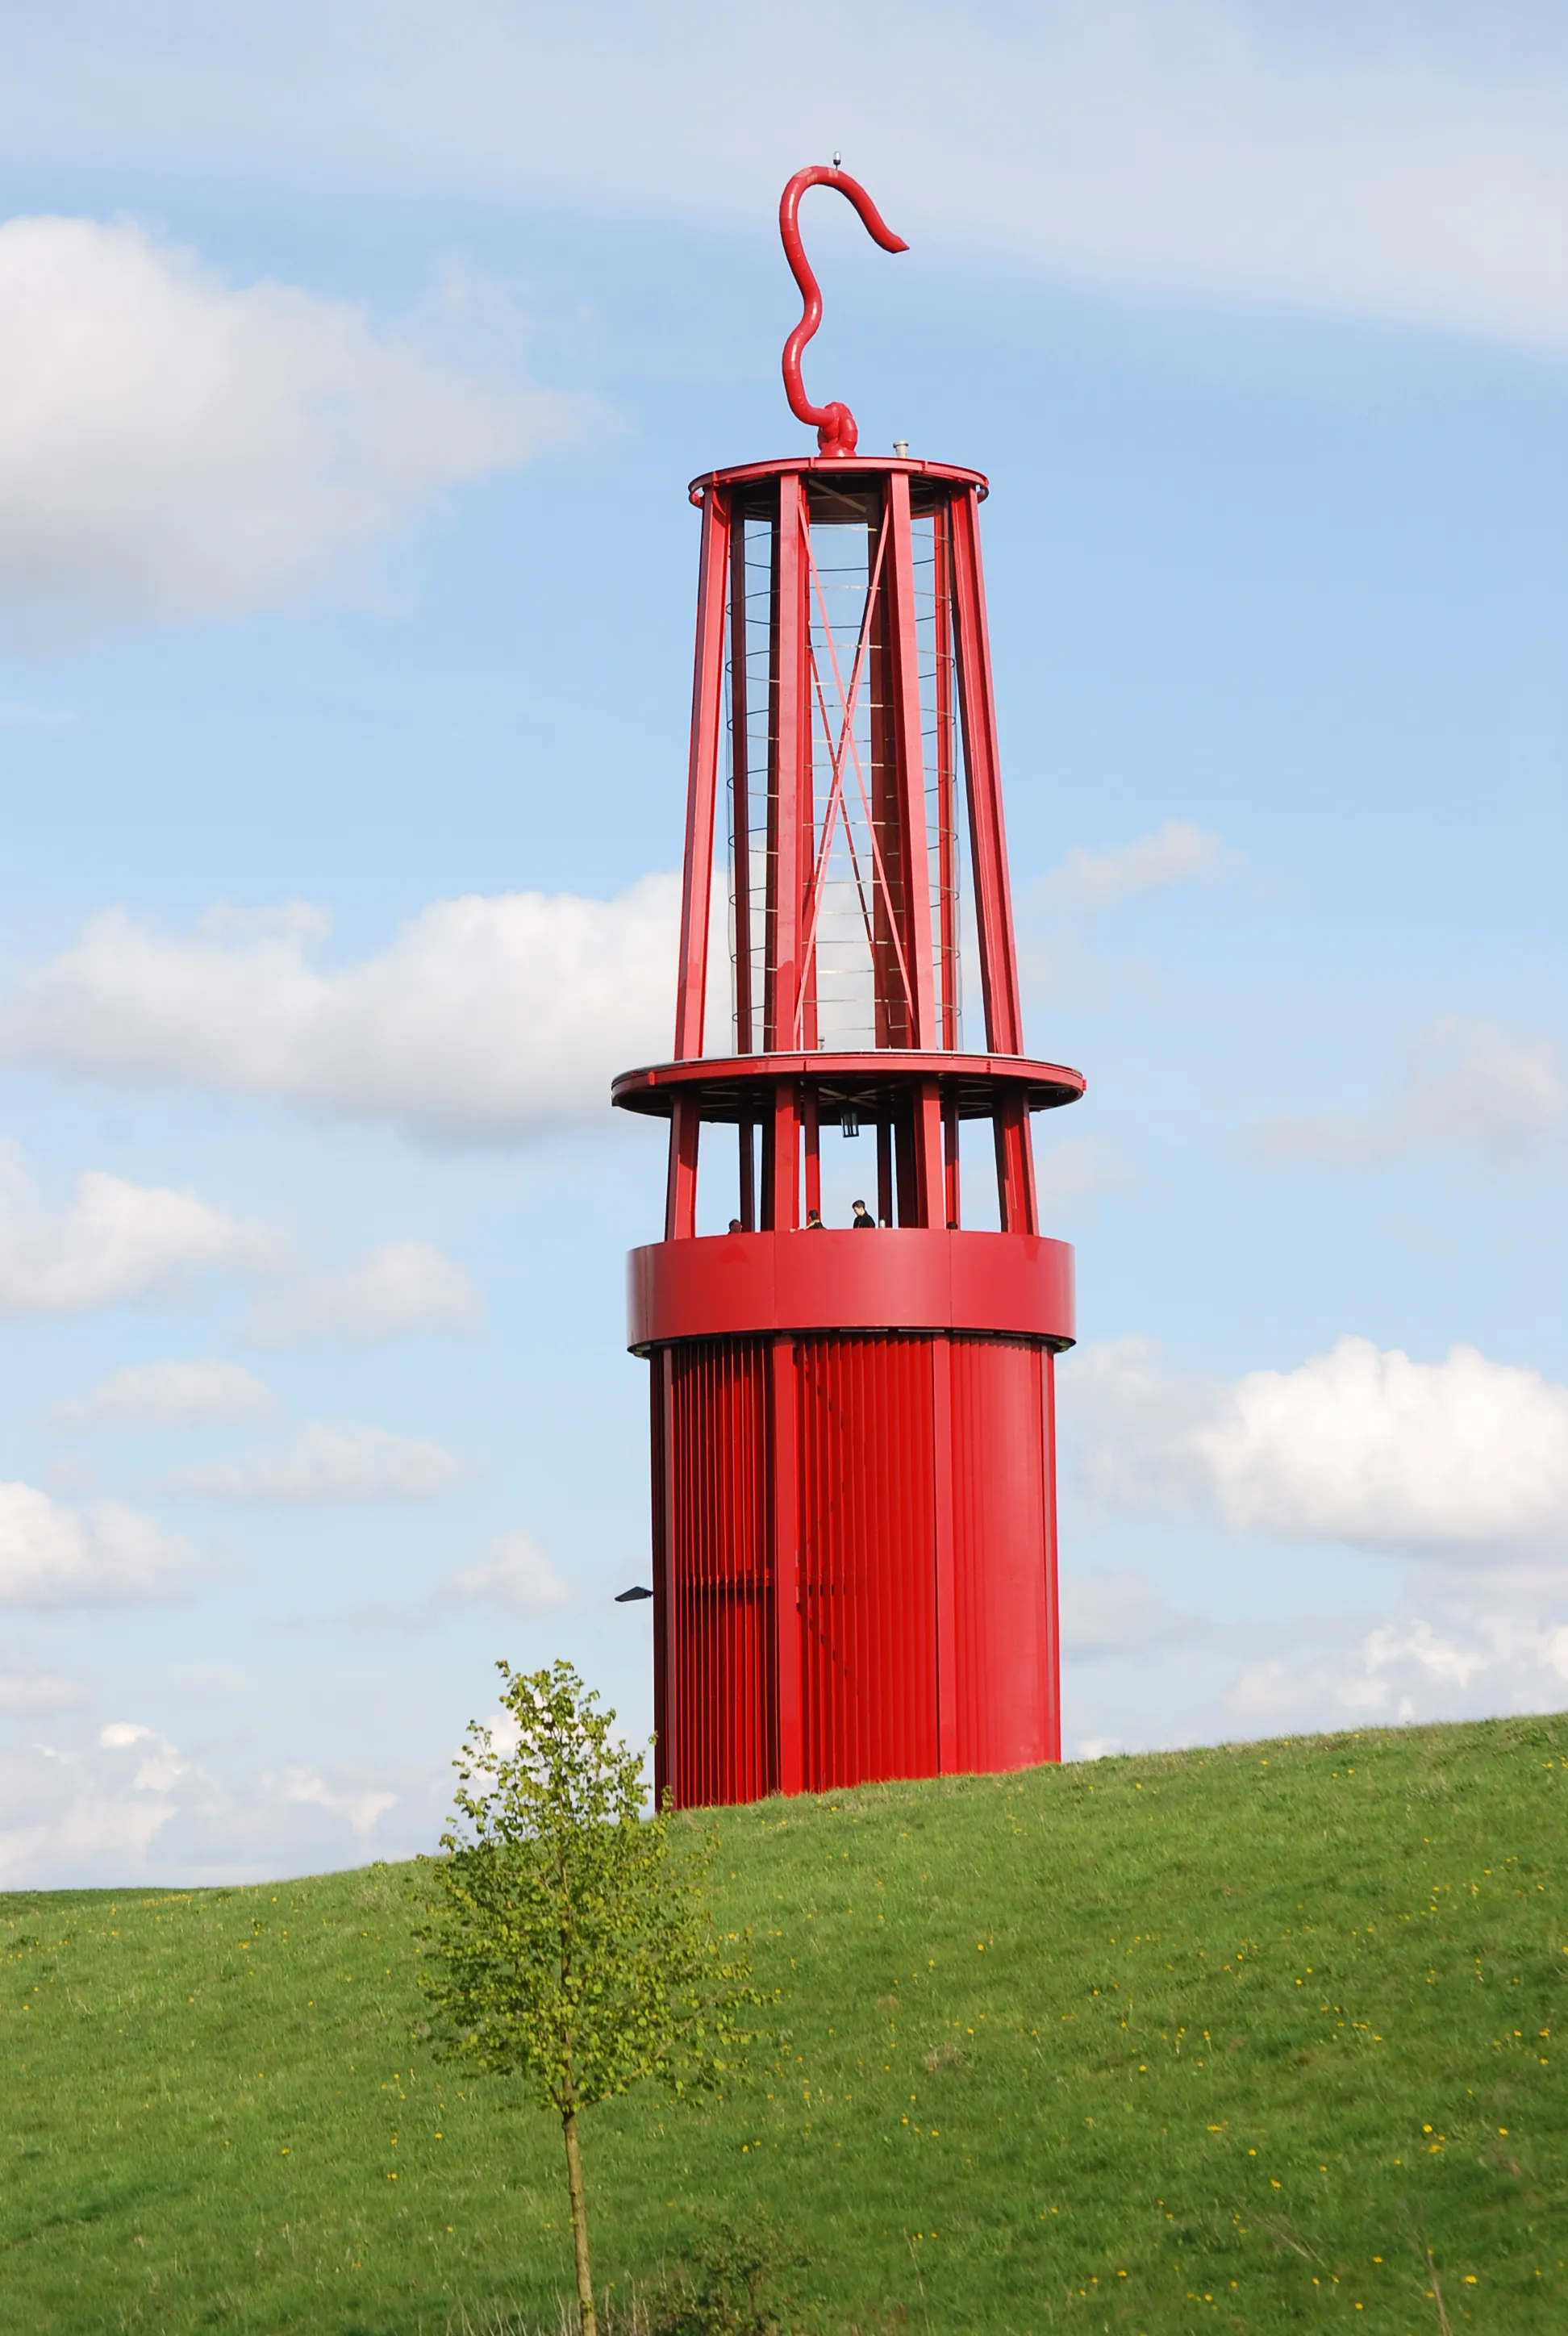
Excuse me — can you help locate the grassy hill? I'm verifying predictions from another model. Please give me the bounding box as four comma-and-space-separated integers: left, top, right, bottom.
6, 1713, 1566, 2334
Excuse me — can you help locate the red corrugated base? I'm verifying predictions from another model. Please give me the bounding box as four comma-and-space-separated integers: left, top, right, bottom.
651, 1331, 1059, 1808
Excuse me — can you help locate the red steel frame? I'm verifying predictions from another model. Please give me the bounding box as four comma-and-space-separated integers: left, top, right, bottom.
615, 447, 1083, 1809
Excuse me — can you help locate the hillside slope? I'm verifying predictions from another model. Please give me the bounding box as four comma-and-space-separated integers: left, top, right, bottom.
6, 1715, 1566, 2333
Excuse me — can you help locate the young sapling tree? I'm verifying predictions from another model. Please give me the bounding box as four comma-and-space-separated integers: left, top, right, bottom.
415, 1659, 756, 2336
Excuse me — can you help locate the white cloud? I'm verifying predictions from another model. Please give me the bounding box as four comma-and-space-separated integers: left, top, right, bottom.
244, 1240, 480, 1345
0, 215, 576, 640
0, 878, 680, 1137
1253, 1015, 1568, 1169
98, 1720, 186, 1791
1060, 1568, 1211, 1661
1022, 820, 1246, 1005
1064, 1335, 1221, 1518
0, 1671, 90, 1715
2, 7, 1566, 350
281, 1766, 397, 1846
0, 1145, 276, 1316
47, 1358, 280, 1435
1066, 1332, 1568, 1555
1199, 1340, 1568, 1553
1039, 820, 1242, 913
1060, 1566, 1568, 1755
163, 1420, 467, 1503
0, 1482, 194, 1606
0, 1724, 413, 1888
1060, 1333, 1568, 1751
437, 1529, 573, 1616
1222, 1600, 1568, 1737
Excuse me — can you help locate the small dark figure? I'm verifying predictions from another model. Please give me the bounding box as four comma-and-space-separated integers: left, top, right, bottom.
728, 1217, 743, 1233
851, 1199, 876, 1229
805, 1208, 824, 1228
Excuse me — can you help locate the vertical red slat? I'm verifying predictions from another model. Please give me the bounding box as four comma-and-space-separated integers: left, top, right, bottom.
673, 486, 732, 1062
949, 487, 1024, 1057
772, 1077, 800, 1232
665, 1337, 772, 1807
885, 472, 936, 1051
1041, 1349, 1062, 1762
769, 475, 807, 1049
992, 1096, 1038, 1237
650, 1348, 669, 1807
932, 1335, 957, 1773
798, 494, 819, 1056
803, 1089, 821, 1220
665, 1098, 700, 1241
772, 1334, 803, 1794
738, 1120, 755, 1230
893, 1094, 919, 1228
729, 507, 756, 1299
758, 1111, 776, 1232
949, 1336, 1053, 1774
730, 507, 753, 1057
942, 1093, 961, 1228
867, 497, 909, 1050
915, 1074, 944, 1229
932, 497, 960, 1050
796, 1333, 937, 1791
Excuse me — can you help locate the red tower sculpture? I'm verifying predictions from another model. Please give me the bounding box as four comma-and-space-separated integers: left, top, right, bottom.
612, 166, 1085, 1809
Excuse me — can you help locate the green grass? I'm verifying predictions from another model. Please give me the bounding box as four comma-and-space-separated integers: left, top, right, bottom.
6, 1713, 1566, 2333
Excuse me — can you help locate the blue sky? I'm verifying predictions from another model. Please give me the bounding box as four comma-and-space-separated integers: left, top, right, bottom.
0, 1, 1563, 1883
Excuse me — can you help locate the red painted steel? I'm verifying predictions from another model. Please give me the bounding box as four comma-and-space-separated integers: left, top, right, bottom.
617, 168, 1086, 1808
779, 165, 908, 457
626, 1228, 1074, 1349
798, 1336, 938, 1788
613, 1051, 1086, 1119
949, 1339, 1061, 1770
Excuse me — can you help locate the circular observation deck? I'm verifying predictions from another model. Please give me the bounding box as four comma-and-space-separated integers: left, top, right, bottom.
611, 1050, 1086, 1126
689, 452, 990, 509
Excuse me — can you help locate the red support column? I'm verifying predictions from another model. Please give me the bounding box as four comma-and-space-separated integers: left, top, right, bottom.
932, 500, 960, 1050
1041, 1350, 1062, 1762
949, 486, 1024, 1057
732, 514, 757, 1229
730, 505, 753, 1060
673, 486, 731, 1063
994, 1096, 1038, 1236
894, 1095, 919, 1226
868, 499, 910, 1051
771, 1078, 800, 1232
942, 1091, 961, 1228
768, 475, 807, 1049
650, 1347, 670, 1806
931, 1336, 958, 1774
803, 1088, 821, 1220
886, 471, 936, 1053
770, 1334, 802, 1794
665, 1097, 700, 1241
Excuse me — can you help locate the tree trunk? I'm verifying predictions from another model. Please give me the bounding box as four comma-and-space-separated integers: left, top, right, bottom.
561, 2105, 597, 2336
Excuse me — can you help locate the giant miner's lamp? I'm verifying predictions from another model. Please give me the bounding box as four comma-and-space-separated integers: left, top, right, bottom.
612, 165, 1085, 1807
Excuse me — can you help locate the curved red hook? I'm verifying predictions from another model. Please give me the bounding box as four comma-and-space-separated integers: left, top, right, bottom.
780, 164, 907, 458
